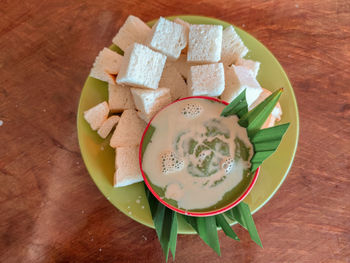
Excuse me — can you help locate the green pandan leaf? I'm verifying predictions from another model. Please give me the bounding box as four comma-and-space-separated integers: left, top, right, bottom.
251, 124, 290, 152
220, 89, 248, 118
169, 212, 178, 259
215, 214, 239, 241
231, 203, 263, 248
252, 140, 284, 152
183, 215, 199, 232
250, 123, 290, 172
183, 216, 221, 256
146, 188, 177, 261
197, 217, 221, 255
161, 209, 177, 261
239, 89, 283, 138
224, 209, 246, 229
251, 123, 290, 143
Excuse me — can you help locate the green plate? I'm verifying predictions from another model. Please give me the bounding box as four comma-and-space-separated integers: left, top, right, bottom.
77, 15, 299, 234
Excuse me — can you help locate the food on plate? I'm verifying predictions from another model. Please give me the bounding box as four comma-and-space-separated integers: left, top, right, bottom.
85, 15, 282, 188
89, 48, 123, 83
84, 101, 109, 130
110, 109, 146, 148
130, 87, 172, 122
187, 24, 223, 63
188, 63, 225, 96
221, 25, 249, 66
112, 15, 151, 51
147, 17, 187, 60
114, 146, 143, 187
173, 18, 190, 53
97, 115, 120, 139
221, 65, 262, 106
235, 58, 260, 78
108, 83, 135, 113
142, 98, 253, 210
116, 43, 167, 90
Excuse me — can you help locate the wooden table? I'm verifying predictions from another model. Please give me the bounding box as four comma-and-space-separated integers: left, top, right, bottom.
1, 0, 349, 262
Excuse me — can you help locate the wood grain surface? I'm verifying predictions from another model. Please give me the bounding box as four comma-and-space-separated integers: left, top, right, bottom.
1, 0, 349, 262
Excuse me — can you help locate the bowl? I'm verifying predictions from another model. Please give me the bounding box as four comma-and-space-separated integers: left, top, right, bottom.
140, 96, 260, 217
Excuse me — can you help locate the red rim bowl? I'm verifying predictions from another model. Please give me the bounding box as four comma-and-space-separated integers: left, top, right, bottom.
139, 96, 260, 217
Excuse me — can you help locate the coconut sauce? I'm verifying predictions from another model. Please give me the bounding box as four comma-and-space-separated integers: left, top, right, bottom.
142, 98, 253, 210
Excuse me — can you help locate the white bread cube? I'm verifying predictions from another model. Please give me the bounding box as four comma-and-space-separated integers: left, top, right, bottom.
187, 24, 223, 63
221, 26, 248, 66
108, 83, 135, 113
131, 87, 172, 122
159, 63, 188, 99
114, 146, 143, 187
110, 109, 147, 148
112, 15, 151, 51
221, 66, 245, 104
236, 58, 260, 78
97, 115, 120, 139
147, 17, 187, 60
249, 88, 282, 128
173, 18, 190, 53
188, 63, 225, 96
116, 43, 167, 90
221, 65, 262, 106
83, 101, 109, 131
90, 48, 123, 83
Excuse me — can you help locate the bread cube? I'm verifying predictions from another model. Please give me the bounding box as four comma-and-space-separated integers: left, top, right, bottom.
221, 66, 245, 103
221, 26, 248, 65
83, 101, 109, 131
147, 17, 187, 60
249, 88, 282, 128
114, 146, 143, 187
110, 109, 147, 148
236, 58, 260, 78
97, 115, 120, 139
221, 65, 262, 106
173, 18, 190, 53
112, 15, 151, 51
188, 63, 225, 96
187, 24, 223, 63
131, 87, 172, 122
159, 63, 188, 99
116, 43, 167, 90
108, 83, 135, 113
90, 48, 123, 83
